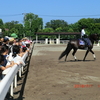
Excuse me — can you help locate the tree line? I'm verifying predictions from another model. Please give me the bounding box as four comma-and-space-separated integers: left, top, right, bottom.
0, 13, 100, 39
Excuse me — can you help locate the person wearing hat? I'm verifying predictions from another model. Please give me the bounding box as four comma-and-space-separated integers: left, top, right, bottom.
81, 27, 90, 46
81, 27, 86, 38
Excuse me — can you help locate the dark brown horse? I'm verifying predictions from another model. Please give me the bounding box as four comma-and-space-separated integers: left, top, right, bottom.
59, 33, 99, 61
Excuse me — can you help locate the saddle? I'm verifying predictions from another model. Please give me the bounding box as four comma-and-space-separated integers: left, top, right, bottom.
79, 38, 90, 46
79, 39, 86, 46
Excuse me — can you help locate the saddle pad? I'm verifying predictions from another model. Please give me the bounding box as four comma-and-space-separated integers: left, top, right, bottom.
79, 39, 85, 45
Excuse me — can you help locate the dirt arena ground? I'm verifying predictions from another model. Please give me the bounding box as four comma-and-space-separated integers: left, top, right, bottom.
23, 44, 100, 100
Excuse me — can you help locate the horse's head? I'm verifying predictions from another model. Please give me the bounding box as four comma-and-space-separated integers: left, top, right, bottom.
89, 33, 99, 44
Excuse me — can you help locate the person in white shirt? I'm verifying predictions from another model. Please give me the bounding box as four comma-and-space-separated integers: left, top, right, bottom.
81, 27, 86, 38
81, 27, 90, 46
11, 45, 25, 66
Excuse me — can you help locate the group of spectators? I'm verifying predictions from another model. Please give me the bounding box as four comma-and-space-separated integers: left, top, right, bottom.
0, 36, 32, 80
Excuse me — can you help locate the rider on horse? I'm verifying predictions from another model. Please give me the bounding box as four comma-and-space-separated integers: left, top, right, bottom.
81, 27, 90, 46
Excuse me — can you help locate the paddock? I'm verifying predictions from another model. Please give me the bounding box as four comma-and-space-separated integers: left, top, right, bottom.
20, 44, 100, 100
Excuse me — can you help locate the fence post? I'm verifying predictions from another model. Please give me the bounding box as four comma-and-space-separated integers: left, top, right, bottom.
97, 43, 99, 46
45, 38, 48, 44
14, 75, 17, 88
10, 82, 13, 97
56, 38, 60, 44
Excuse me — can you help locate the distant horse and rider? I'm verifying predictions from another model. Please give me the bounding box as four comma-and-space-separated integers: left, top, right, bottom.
58, 30, 99, 61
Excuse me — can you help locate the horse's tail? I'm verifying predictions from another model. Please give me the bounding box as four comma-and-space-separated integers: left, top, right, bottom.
58, 42, 72, 60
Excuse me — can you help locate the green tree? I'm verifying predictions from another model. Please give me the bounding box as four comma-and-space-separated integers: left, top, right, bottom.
4, 21, 20, 36
14, 24, 24, 37
0, 19, 4, 37
0, 19, 3, 27
77, 18, 95, 35
55, 27, 63, 32
23, 13, 43, 38
10, 28, 18, 34
42, 28, 54, 33
45, 20, 68, 30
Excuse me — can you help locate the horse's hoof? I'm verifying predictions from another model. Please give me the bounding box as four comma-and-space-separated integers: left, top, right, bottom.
75, 59, 77, 61
65, 59, 67, 62
94, 58, 96, 61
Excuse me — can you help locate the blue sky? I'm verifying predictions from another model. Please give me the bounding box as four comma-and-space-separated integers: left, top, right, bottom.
0, 0, 100, 26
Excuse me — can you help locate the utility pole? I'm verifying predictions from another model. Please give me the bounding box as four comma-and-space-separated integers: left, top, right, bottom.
22, 13, 27, 37
22, 13, 32, 40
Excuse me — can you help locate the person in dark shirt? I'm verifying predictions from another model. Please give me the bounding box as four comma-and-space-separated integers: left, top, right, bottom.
0, 45, 9, 66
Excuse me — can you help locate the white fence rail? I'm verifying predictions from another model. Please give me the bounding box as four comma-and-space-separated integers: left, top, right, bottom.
0, 49, 29, 100
35, 40, 100, 46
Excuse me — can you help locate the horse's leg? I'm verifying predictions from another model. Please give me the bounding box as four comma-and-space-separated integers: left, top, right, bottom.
64, 47, 72, 61
83, 49, 90, 61
65, 55, 67, 61
65, 48, 72, 61
72, 49, 77, 61
59, 43, 72, 61
90, 49, 96, 60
